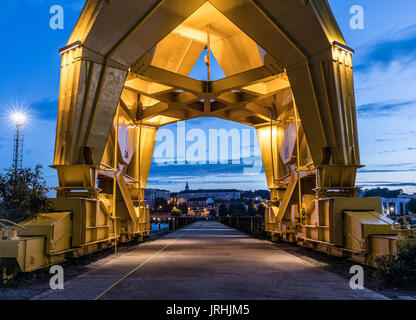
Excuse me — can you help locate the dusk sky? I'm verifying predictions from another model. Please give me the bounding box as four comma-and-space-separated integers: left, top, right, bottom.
0, 1, 415, 194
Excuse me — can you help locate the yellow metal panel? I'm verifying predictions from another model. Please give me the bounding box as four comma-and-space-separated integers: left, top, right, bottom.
370, 235, 398, 257
0, 240, 19, 258
23, 237, 46, 272
344, 210, 397, 252
256, 126, 278, 188
329, 197, 383, 246
20, 212, 72, 254
53, 165, 98, 189
110, 0, 207, 66
50, 198, 106, 247
344, 211, 394, 226
151, 33, 206, 75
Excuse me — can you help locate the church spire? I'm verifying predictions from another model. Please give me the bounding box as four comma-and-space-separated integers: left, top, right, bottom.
185, 181, 189, 191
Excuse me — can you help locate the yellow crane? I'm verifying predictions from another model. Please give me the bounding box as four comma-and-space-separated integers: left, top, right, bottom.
1, 0, 415, 280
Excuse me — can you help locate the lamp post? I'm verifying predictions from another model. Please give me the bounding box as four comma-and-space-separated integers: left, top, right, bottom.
11, 112, 26, 172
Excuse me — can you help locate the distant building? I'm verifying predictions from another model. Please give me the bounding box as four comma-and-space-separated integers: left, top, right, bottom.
205, 197, 215, 213
144, 189, 170, 210
358, 190, 412, 217
241, 190, 270, 202
170, 192, 178, 202
187, 197, 208, 216
380, 197, 410, 217
177, 183, 241, 203
187, 197, 217, 216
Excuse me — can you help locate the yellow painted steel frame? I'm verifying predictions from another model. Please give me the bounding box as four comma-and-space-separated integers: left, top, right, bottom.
0, 0, 409, 275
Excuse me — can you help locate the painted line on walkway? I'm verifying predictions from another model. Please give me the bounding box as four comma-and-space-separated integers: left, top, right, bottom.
94, 223, 198, 300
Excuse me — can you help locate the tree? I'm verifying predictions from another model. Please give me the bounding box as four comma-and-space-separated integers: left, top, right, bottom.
407, 199, 416, 214
209, 209, 216, 216
247, 203, 258, 216
258, 202, 267, 217
375, 242, 416, 287
238, 204, 247, 216
178, 202, 188, 215
218, 204, 228, 217
0, 166, 50, 223
155, 197, 169, 212
363, 188, 403, 198
229, 203, 246, 217
170, 208, 182, 217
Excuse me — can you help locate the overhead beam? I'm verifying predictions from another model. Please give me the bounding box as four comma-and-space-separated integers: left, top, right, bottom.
245, 102, 273, 121
153, 91, 200, 105
138, 102, 169, 121
130, 55, 204, 94
129, 53, 285, 96
160, 105, 196, 121
211, 65, 283, 94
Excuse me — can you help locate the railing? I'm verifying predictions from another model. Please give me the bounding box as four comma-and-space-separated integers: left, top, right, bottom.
218, 216, 265, 239
169, 216, 199, 230
152, 216, 265, 238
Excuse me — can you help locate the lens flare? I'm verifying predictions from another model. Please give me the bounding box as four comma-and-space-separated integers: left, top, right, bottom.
11, 112, 27, 126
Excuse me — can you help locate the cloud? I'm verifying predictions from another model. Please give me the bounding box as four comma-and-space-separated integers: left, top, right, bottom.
378, 162, 415, 167
359, 169, 416, 173
355, 24, 416, 72
357, 100, 416, 118
359, 161, 416, 173
374, 138, 399, 143
149, 161, 264, 177
31, 98, 58, 121
147, 178, 262, 186
383, 183, 416, 187
373, 147, 416, 154
382, 129, 416, 136
147, 162, 268, 191
376, 149, 397, 155
357, 182, 416, 188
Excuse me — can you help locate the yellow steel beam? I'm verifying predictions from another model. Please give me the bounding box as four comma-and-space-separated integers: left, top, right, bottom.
112, 109, 120, 253
130, 55, 204, 94
211, 66, 283, 94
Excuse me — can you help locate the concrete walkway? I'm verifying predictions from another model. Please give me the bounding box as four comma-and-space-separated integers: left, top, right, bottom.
33, 221, 387, 300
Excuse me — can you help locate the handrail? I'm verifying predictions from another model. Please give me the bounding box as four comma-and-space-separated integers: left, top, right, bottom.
0, 219, 25, 230
391, 215, 416, 231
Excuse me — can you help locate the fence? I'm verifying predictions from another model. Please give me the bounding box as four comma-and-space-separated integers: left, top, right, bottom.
217, 216, 265, 239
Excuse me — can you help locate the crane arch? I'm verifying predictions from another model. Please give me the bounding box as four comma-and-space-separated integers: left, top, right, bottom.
55, 0, 360, 201
53, 0, 368, 251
